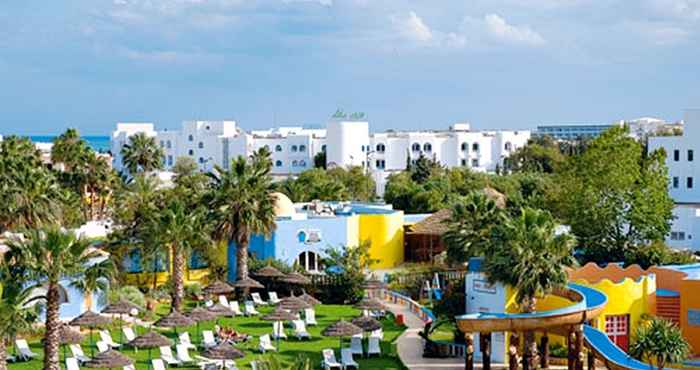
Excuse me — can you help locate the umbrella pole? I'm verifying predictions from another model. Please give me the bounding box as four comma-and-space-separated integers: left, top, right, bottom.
90, 328, 95, 357
148, 347, 152, 370
119, 313, 124, 345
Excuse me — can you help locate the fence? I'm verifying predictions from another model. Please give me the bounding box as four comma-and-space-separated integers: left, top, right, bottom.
389, 268, 467, 287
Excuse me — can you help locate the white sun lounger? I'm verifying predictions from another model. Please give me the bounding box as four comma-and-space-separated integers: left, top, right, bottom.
69, 344, 90, 363
124, 365, 136, 370
258, 334, 276, 353
244, 301, 260, 316
229, 301, 243, 316
341, 348, 360, 369
152, 358, 167, 370
202, 330, 217, 349
268, 292, 281, 305
204, 300, 214, 307
251, 293, 268, 306
292, 320, 311, 340
160, 346, 181, 366
219, 295, 231, 308
178, 332, 197, 350
322, 349, 342, 370
350, 336, 364, 356
99, 330, 121, 348
96, 341, 109, 353
272, 321, 287, 340
66, 357, 80, 370
15, 339, 38, 361
368, 337, 381, 357
304, 308, 318, 326
176, 344, 196, 365
370, 329, 383, 340
123, 327, 136, 343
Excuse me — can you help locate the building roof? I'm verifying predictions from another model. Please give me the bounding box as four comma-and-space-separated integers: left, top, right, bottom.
272, 192, 296, 218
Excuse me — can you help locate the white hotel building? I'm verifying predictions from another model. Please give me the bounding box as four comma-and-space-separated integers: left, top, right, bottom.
111, 114, 530, 195
648, 109, 700, 252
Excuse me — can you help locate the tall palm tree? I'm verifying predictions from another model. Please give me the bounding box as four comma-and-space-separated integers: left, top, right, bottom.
484, 208, 576, 370
120, 132, 164, 175
8, 226, 102, 370
443, 191, 503, 265
70, 258, 116, 311
0, 282, 37, 370
208, 148, 277, 281
51, 128, 90, 172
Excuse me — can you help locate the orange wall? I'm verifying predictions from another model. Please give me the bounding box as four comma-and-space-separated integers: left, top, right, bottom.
680, 279, 700, 355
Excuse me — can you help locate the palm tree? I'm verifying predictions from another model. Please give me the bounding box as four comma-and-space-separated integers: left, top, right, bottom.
120, 132, 164, 175
443, 191, 503, 265
630, 317, 690, 370
70, 258, 116, 311
0, 282, 37, 370
8, 226, 102, 370
484, 208, 576, 370
51, 128, 90, 172
208, 148, 277, 281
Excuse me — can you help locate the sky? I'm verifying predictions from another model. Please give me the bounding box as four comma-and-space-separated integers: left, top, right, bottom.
1, 0, 700, 135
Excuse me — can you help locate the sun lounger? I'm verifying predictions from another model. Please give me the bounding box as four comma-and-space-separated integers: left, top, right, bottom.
66, 357, 80, 370
341, 348, 360, 369
272, 321, 287, 340
204, 300, 214, 307
123, 327, 136, 343
268, 292, 281, 305
69, 344, 91, 363
244, 301, 259, 316
350, 336, 363, 357
251, 293, 268, 306
176, 344, 196, 365
229, 301, 243, 316
178, 332, 197, 350
15, 339, 38, 361
258, 334, 276, 353
99, 330, 121, 348
96, 341, 109, 353
152, 358, 167, 370
292, 320, 311, 340
304, 308, 318, 326
160, 346, 181, 366
124, 365, 136, 370
202, 330, 217, 349
219, 295, 231, 308
368, 337, 381, 357
322, 349, 342, 370
370, 329, 383, 340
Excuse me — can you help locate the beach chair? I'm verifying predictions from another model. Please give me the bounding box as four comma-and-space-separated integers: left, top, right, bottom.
258, 334, 276, 353
350, 335, 363, 357
341, 348, 360, 369
96, 341, 109, 353
219, 295, 231, 308
66, 357, 81, 370
368, 337, 381, 357
292, 320, 311, 340
99, 330, 121, 348
160, 346, 181, 366
204, 299, 214, 307
304, 308, 318, 326
176, 344, 196, 365
178, 332, 197, 350
370, 329, 383, 340
152, 358, 167, 370
202, 330, 217, 349
69, 344, 91, 363
123, 327, 136, 343
229, 301, 243, 316
322, 349, 342, 370
244, 301, 260, 316
124, 365, 136, 370
272, 321, 287, 340
268, 292, 281, 305
251, 293, 267, 306
15, 339, 38, 361
194, 355, 217, 369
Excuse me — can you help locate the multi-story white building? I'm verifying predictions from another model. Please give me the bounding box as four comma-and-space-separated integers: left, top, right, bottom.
648, 109, 700, 251
111, 113, 530, 195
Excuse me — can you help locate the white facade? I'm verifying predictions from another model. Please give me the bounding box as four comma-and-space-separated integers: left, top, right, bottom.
648, 109, 700, 251
111, 114, 530, 195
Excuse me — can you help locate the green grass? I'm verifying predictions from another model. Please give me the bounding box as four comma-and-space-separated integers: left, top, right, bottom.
9, 302, 407, 369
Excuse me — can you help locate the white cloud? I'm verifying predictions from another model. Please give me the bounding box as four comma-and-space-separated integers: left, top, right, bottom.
483, 14, 546, 46
282, 0, 333, 6
647, 0, 700, 21
391, 11, 433, 43
118, 47, 224, 65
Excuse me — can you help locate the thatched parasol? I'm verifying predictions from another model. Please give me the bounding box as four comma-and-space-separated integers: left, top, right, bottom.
128, 331, 172, 369
101, 300, 142, 344
203, 280, 235, 296
188, 307, 218, 345
154, 311, 195, 336
280, 272, 310, 285
208, 303, 235, 318
298, 292, 321, 306
230, 277, 264, 289
279, 296, 311, 312
69, 311, 112, 356
351, 316, 383, 332
322, 320, 363, 349
84, 349, 133, 368
253, 265, 285, 278
261, 308, 298, 350
201, 343, 245, 368
354, 298, 386, 312
57, 324, 85, 363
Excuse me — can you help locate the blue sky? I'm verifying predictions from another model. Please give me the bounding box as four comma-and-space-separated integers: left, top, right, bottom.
1, 0, 700, 135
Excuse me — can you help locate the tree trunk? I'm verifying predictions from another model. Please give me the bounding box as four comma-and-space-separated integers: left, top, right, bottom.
657, 356, 665, 370
0, 338, 7, 370
44, 283, 62, 370
171, 246, 186, 312
237, 239, 249, 280
523, 297, 538, 370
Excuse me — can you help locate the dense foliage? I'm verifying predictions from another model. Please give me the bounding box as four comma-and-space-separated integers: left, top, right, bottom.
320, 241, 378, 304
278, 166, 375, 202
630, 317, 690, 370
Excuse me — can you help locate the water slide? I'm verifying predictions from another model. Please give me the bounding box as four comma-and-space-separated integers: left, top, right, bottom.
455, 283, 672, 370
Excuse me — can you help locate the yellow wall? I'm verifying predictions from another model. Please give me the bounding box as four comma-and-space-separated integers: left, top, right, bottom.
358, 212, 405, 269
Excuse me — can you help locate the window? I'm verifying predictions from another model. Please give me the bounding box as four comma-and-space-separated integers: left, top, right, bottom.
671, 231, 686, 241
689, 150, 694, 162
297, 231, 307, 243
205, 125, 210, 130
291, 145, 298, 152
299, 145, 307, 152
189, 250, 208, 269
472, 143, 480, 151
297, 251, 320, 272
292, 160, 299, 167
124, 248, 143, 273
461, 159, 467, 166
166, 140, 172, 149
361, 145, 365, 152
376, 159, 385, 169
199, 157, 204, 164
673, 176, 679, 188
471, 158, 479, 167
423, 143, 432, 152
461, 142, 468, 151
412, 143, 421, 152
275, 160, 282, 167
275, 145, 282, 152
167, 155, 173, 166
159, 140, 165, 148
198, 142, 204, 149
188, 149, 194, 156
188, 134, 194, 142
321, 145, 327, 152
505, 142, 512, 151
264, 145, 270, 151
376, 143, 386, 153
605, 315, 629, 352
299, 160, 307, 167
688, 177, 694, 189
674, 149, 680, 161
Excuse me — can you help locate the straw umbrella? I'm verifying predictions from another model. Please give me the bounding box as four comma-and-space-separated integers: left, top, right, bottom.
201, 343, 245, 369
101, 300, 142, 344
203, 280, 235, 297
69, 311, 112, 356
354, 298, 386, 314
154, 310, 195, 336
128, 331, 172, 370
351, 316, 383, 332
298, 291, 321, 306
253, 264, 285, 293
322, 320, 363, 350
57, 324, 84, 363
280, 272, 310, 285
207, 303, 235, 326
279, 296, 311, 313
188, 307, 217, 345
230, 277, 264, 300
84, 349, 133, 370
261, 308, 298, 351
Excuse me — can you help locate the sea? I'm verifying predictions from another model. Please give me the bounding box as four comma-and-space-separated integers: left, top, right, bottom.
29, 135, 111, 153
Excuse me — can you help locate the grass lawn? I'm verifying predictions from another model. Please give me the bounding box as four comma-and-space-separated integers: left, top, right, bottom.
8, 302, 407, 369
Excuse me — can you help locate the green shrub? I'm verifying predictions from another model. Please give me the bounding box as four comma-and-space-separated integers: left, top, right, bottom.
549, 342, 568, 358
107, 285, 146, 308
185, 283, 203, 299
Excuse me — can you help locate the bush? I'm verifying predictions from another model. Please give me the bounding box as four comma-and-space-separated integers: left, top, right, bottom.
433, 279, 465, 320
625, 241, 697, 269
185, 283, 203, 299
549, 342, 568, 358
108, 285, 146, 308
